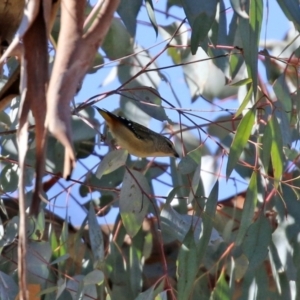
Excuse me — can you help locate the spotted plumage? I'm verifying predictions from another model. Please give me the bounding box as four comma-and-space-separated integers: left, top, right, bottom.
96, 108, 179, 158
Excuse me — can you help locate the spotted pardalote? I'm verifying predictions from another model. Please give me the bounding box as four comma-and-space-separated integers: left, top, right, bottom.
96, 108, 179, 158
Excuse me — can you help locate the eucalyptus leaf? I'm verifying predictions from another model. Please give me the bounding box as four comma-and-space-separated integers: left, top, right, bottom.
102, 18, 133, 59
242, 215, 272, 270
96, 149, 127, 180
117, 0, 142, 37
239, 0, 263, 98
120, 86, 168, 121
88, 203, 105, 268
120, 170, 151, 237
177, 226, 198, 299
226, 108, 255, 178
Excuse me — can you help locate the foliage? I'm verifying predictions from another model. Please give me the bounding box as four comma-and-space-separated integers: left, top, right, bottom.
1, 0, 300, 299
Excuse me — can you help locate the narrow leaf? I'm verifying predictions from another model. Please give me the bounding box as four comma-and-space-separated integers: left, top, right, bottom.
88, 203, 105, 268
242, 215, 272, 270
239, 0, 263, 97
191, 13, 214, 54
161, 204, 202, 243
84, 270, 104, 285
120, 170, 150, 237
227, 108, 255, 178
145, 0, 158, 36
211, 270, 231, 300
235, 84, 253, 117
276, 0, 300, 31
229, 77, 252, 87
188, 164, 201, 203
178, 181, 219, 299
50, 254, 70, 265
197, 180, 219, 249
262, 121, 272, 171
178, 147, 201, 175
134, 286, 155, 300
230, 0, 249, 18
177, 227, 198, 299
117, 0, 143, 37
96, 149, 127, 179
269, 116, 284, 188
235, 172, 257, 246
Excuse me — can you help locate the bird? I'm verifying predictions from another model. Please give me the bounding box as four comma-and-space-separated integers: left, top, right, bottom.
96, 108, 179, 158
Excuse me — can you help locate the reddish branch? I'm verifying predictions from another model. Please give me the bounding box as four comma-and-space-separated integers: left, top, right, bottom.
45, 0, 120, 180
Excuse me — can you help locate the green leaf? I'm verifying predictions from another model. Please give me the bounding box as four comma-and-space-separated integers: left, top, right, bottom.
197, 180, 219, 247
177, 181, 219, 299
170, 158, 190, 214
177, 226, 198, 299
262, 121, 272, 171
145, 0, 158, 36
96, 149, 128, 180
50, 254, 70, 265
254, 264, 271, 298
226, 108, 255, 178
102, 18, 133, 60
84, 270, 104, 285
160, 204, 203, 244
229, 78, 252, 87
0, 216, 18, 250
269, 116, 284, 188
235, 172, 257, 246
59, 219, 68, 257
0, 164, 18, 193
166, 0, 182, 11
120, 86, 168, 121
129, 233, 144, 296
181, 0, 217, 39
273, 96, 292, 147
268, 240, 290, 298
74, 136, 95, 159
273, 74, 292, 113
261, 48, 272, 81
211, 270, 231, 300
117, 0, 143, 37
229, 52, 244, 80
49, 225, 59, 258
88, 202, 105, 268
188, 163, 201, 203
165, 186, 182, 205
239, 0, 263, 98
26, 241, 52, 286
80, 168, 125, 197
45, 137, 64, 174
233, 254, 249, 281
134, 286, 155, 300
213, 203, 244, 242
276, 0, 300, 31
208, 115, 240, 141
120, 170, 150, 237
191, 13, 215, 54
235, 84, 253, 117
0, 271, 18, 299
178, 147, 201, 175
242, 215, 272, 270
230, 0, 249, 18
